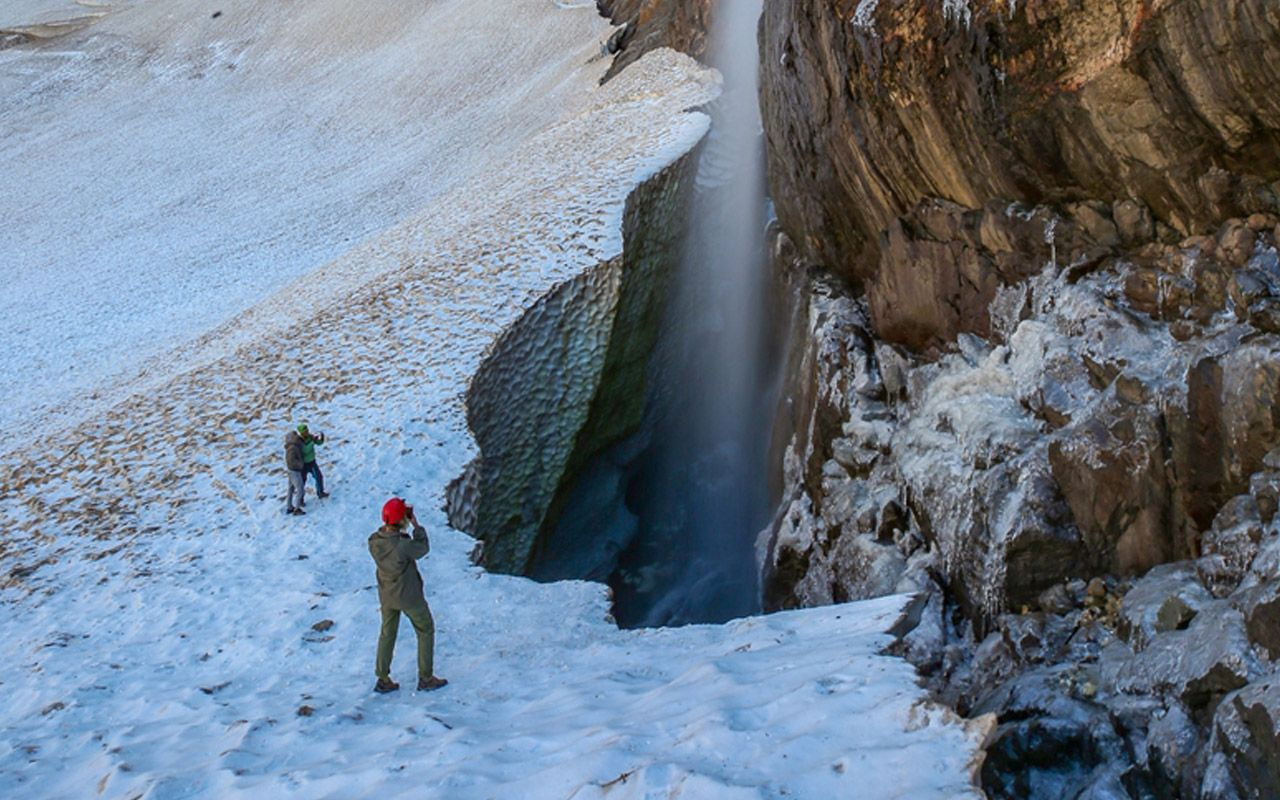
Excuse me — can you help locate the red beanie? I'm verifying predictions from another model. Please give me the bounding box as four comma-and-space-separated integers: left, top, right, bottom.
382, 497, 408, 525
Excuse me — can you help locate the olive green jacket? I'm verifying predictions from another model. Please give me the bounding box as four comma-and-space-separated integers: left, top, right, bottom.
368, 523, 430, 610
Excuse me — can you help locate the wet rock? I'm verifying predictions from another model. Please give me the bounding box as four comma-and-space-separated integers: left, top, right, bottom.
1202, 677, 1280, 799
1199, 495, 1266, 596
890, 583, 947, 677
1216, 220, 1258, 269
1115, 200, 1156, 248
868, 206, 1002, 353
1145, 701, 1205, 798
1249, 470, 1280, 524
1189, 259, 1231, 317
1248, 213, 1278, 233
1116, 563, 1212, 650
1229, 271, 1272, 328
1161, 275, 1197, 322
1069, 202, 1121, 250
1169, 343, 1280, 539
874, 342, 910, 400
1231, 580, 1280, 660
876, 499, 907, 544
1049, 398, 1187, 573
1113, 375, 1149, 406
1001, 613, 1052, 664
976, 665, 1130, 800
1037, 582, 1077, 616
1103, 603, 1259, 713
1248, 297, 1280, 334
1246, 530, 1280, 588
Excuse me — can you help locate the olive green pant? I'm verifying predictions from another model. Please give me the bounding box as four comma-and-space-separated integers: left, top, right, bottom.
375, 603, 435, 681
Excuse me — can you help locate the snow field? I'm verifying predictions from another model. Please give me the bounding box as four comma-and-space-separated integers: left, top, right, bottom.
2, 1, 987, 797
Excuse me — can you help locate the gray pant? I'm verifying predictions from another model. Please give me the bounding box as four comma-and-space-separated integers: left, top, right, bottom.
286, 469, 305, 510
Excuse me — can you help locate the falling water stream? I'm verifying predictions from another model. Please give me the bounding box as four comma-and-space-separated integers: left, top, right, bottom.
529, 0, 773, 627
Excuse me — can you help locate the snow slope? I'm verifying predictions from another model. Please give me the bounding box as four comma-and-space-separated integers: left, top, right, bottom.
0, 1, 989, 797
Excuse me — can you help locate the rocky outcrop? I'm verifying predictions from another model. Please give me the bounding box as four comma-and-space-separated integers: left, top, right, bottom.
448, 153, 697, 574
765, 218, 1280, 616
761, 218, 1280, 793
760, 0, 1280, 346
1204, 678, 1280, 799
597, 0, 712, 80
754, 1, 1280, 796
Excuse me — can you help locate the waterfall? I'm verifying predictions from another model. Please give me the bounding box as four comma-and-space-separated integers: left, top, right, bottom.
527, 0, 772, 628
611, 0, 771, 626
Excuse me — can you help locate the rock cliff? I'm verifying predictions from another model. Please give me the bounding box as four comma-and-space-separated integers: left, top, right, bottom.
760, 0, 1280, 350
757, 1, 1280, 796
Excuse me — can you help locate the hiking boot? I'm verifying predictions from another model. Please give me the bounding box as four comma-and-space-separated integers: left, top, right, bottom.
417, 676, 448, 692
317, 491, 330, 498
289, 507, 306, 516
374, 678, 400, 694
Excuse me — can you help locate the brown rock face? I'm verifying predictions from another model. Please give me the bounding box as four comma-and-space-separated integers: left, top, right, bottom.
760, 0, 1280, 343
598, 0, 712, 80
1048, 397, 1184, 573
1168, 341, 1280, 534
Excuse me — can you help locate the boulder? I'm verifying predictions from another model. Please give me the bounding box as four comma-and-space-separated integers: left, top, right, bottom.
1202, 677, 1280, 800
975, 665, 1130, 800
1247, 532, 1280, 589
1248, 470, 1280, 524
1229, 268, 1272, 316
1145, 701, 1206, 798
1168, 341, 1280, 538
1231, 579, 1280, 660
1198, 495, 1266, 596
1048, 397, 1189, 573
1216, 219, 1258, 269
1114, 199, 1156, 247
1116, 563, 1213, 650
1103, 603, 1260, 713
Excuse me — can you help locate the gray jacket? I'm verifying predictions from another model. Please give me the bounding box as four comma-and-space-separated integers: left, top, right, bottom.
368, 523, 430, 610
284, 431, 305, 471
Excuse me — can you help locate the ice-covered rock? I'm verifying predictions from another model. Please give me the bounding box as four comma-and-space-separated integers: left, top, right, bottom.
1202, 677, 1280, 799
1103, 603, 1260, 710
1198, 495, 1267, 597
1231, 580, 1280, 660
1146, 701, 1207, 798
975, 664, 1131, 799
1117, 563, 1214, 650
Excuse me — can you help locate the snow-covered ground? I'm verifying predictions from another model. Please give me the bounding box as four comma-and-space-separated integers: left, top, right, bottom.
0, 1, 988, 797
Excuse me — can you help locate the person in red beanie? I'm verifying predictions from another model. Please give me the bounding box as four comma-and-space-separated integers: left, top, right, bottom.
367, 497, 447, 693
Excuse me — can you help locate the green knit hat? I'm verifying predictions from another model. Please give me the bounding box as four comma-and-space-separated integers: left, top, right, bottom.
297, 423, 309, 434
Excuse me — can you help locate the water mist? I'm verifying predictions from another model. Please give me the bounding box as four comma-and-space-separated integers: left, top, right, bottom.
528, 0, 773, 627
609, 0, 771, 626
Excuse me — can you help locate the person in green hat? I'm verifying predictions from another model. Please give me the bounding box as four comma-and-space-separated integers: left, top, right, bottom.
296, 423, 329, 500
